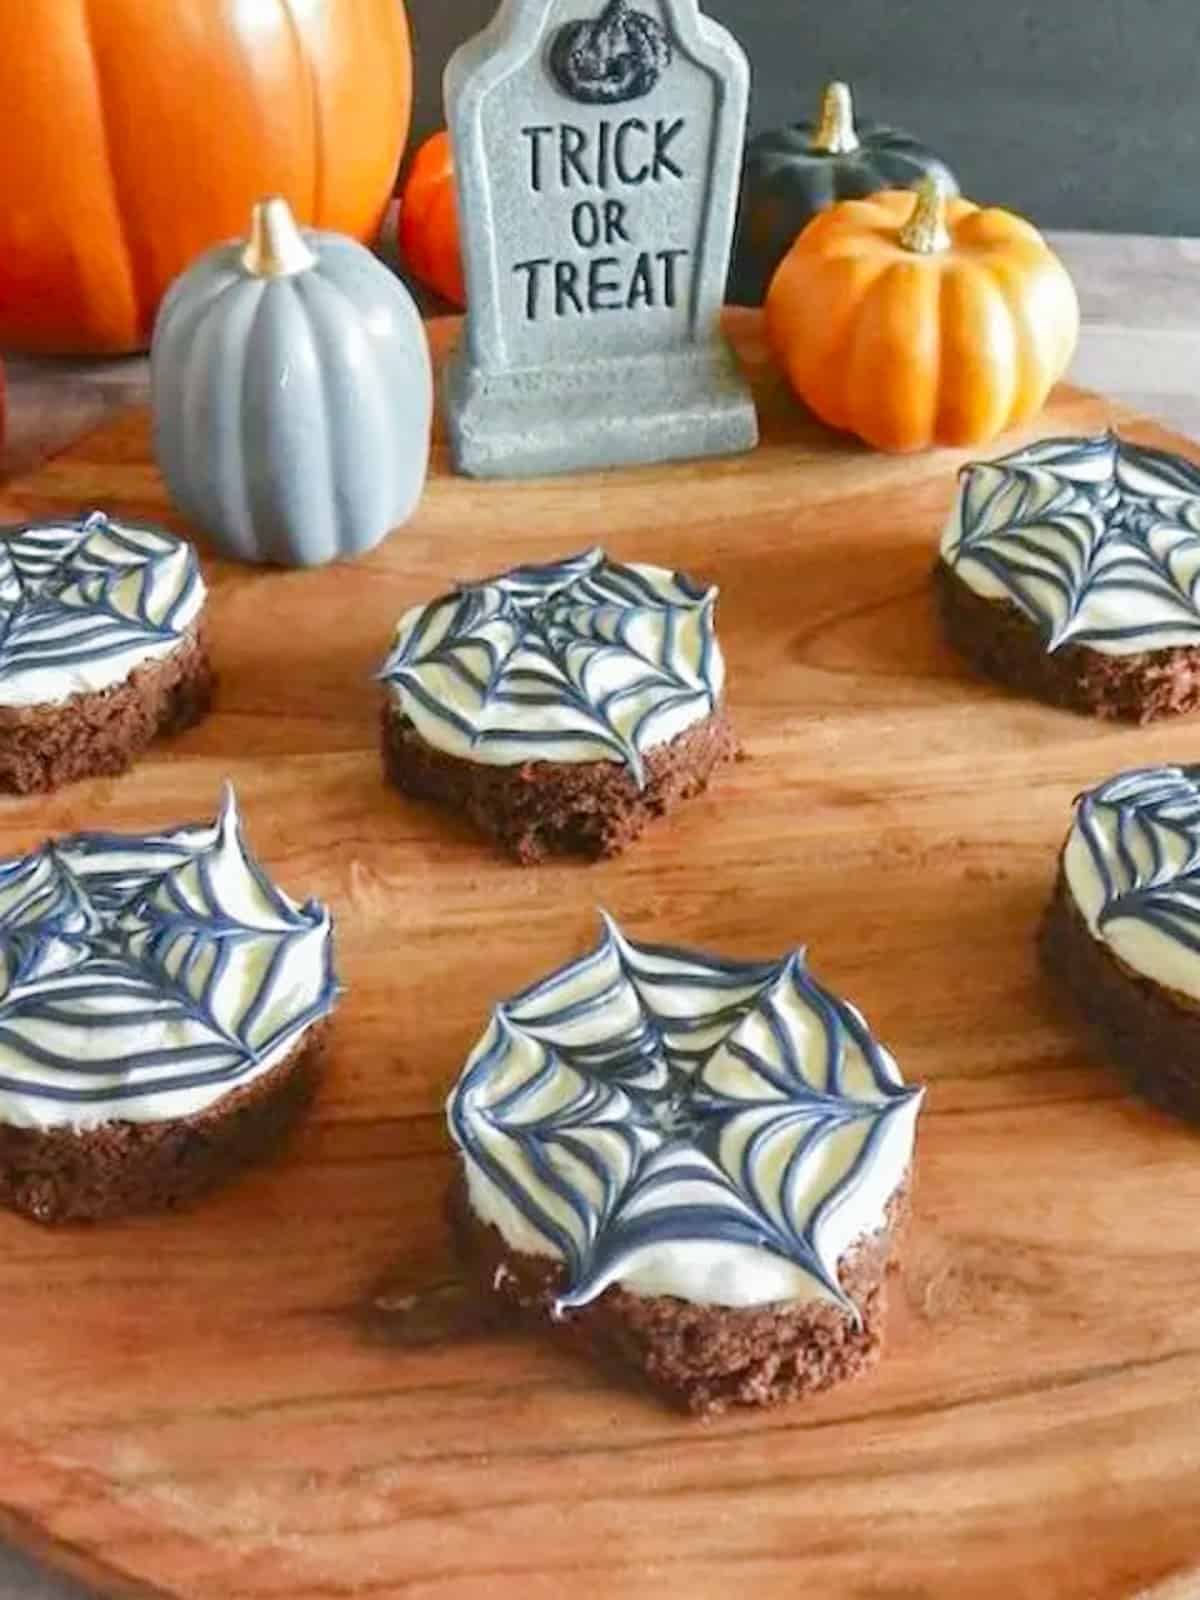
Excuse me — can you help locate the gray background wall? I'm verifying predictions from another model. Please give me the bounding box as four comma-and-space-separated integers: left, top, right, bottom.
406, 0, 1200, 235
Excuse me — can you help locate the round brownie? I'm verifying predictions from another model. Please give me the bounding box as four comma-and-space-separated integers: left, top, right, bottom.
445, 915, 924, 1414
378, 548, 736, 862
0, 787, 339, 1222
937, 432, 1200, 722
1041, 764, 1200, 1124
0, 510, 213, 792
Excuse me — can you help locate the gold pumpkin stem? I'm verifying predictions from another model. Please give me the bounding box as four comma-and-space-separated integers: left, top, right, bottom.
810, 81, 859, 155
899, 175, 952, 255
242, 197, 317, 279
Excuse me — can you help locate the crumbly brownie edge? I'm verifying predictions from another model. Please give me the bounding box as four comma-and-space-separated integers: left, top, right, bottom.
933, 559, 1200, 724
1040, 870, 1200, 1123
0, 1019, 331, 1225
448, 1173, 912, 1415
381, 701, 739, 864
0, 622, 215, 794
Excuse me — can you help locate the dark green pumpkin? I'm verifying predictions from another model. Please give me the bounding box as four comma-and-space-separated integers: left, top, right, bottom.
729, 81, 958, 306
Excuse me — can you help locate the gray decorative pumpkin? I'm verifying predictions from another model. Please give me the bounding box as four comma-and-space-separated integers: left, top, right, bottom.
151, 197, 432, 568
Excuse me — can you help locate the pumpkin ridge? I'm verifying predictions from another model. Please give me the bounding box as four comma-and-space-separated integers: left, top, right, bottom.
987, 258, 1041, 423
382, 0, 414, 189
158, 262, 240, 347
924, 261, 947, 449
799, 210, 895, 263
295, 270, 363, 565
870, 257, 941, 451
276, 0, 324, 219
831, 194, 904, 234
293, 278, 339, 564
841, 263, 889, 444
237, 283, 282, 562
195, 279, 264, 560
782, 253, 890, 430
942, 195, 980, 230
936, 258, 1015, 446
980, 253, 1070, 424
75, 0, 148, 347
953, 206, 1042, 253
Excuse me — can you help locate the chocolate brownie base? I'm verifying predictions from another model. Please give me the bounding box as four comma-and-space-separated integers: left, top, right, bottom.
1040, 872, 1200, 1123
0, 623, 215, 794
0, 1020, 330, 1224
382, 702, 738, 863
449, 1176, 911, 1415
934, 560, 1200, 723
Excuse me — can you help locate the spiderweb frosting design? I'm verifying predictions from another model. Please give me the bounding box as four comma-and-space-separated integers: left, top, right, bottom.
379, 550, 724, 785
448, 917, 923, 1313
1064, 764, 1200, 1005
940, 432, 1200, 656
0, 788, 336, 1130
0, 510, 205, 706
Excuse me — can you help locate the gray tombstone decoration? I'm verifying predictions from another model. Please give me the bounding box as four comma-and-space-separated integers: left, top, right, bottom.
444, 0, 758, 479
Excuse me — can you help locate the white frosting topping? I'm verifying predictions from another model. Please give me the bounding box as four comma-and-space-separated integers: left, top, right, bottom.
0, 788, 337, 1131
1064, 764, 1200, 1004
941, 432, 1200, 656
0, 511, 206, 706
379, 550, 725, 783
448, 916, 924, 1313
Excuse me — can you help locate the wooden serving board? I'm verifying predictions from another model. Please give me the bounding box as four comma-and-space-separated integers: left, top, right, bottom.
1, 313, 1199, 1600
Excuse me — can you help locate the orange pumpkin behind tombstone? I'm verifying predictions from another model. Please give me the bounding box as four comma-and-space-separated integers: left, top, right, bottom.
397, 132, 466, 309
0, 0, 412, 355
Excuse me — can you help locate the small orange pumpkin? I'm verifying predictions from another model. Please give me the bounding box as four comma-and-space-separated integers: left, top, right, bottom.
398, 131, 465, 308
765, 176, 1079, 453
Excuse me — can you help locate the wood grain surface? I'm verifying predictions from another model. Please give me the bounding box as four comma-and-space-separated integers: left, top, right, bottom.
8, 231, 1200, 494
0, 314, 1198, 1600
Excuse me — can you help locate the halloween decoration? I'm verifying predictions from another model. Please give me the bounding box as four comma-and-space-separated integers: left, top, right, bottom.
443, 0, 756, 477
398, 132, 465, 308
766, 176, 1079, 453
550, 0, 673, 105
0, 0, 413, 354
730, 81, 958, 305
151, 198, 432, 567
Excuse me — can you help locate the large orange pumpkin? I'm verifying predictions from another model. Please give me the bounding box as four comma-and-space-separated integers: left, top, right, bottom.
0, 0, 412, 355
397, 131, 465, 308
766, 176, 1079, 453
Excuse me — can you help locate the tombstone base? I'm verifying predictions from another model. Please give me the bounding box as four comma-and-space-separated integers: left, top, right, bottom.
445, 338, 758, 479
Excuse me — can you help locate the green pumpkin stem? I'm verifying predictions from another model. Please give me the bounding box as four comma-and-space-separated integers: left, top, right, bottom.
242, 197, 317, 279
899, 175, 952, 255
810, 81, 859, 155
